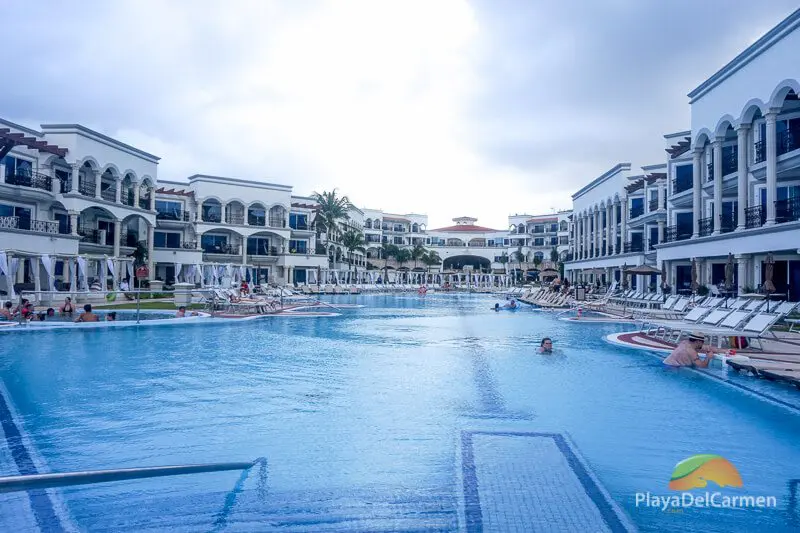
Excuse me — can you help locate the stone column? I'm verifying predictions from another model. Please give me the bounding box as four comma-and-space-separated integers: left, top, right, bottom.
692, 148, 702, 237
100, 257, 108, 290
69, 211, 79, 236
94, 170, 102, 199
33, 258, 41, 303
70, 163, 80, 193
765, 110, 778, 225
112, 260, 119, 290
576, 216, 582, 259
657, 220, 665, 245
115, 178, 122, 204
594, 209, 600, 257
621, 201, 628, 252
611, 202, 618, 254
736, 254, 748, 294
150, 189, 156, 211
736, 125, 749, 230
113, 220, 121, 258
712, 139, 723, 235
133, 181, 141, 209
583, 215, 589, 259
605, 204, 612, 256
242, 239, 248, 265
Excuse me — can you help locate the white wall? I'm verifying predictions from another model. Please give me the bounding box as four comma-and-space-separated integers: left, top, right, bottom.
572, 165, 630, 216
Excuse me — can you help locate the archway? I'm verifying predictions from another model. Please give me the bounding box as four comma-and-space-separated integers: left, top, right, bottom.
442, 255, 491, 271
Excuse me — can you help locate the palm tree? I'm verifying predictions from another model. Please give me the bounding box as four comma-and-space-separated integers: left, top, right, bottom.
498, 251, 509, 273
341, 230, 366, 272
380, 242, 399, 283
395, 248, 411, 270
311, 189, 352, 243
410, 244, 427, 269
422, 251, 441, 273
512, 246, 525, 284
550, 247, 559, 264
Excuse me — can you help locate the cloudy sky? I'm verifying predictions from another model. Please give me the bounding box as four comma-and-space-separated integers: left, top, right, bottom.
4, 1, 798, 229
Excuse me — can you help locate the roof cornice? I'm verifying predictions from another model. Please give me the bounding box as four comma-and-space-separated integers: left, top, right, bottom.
40, 123, 160, 162
572, 163, 631, 200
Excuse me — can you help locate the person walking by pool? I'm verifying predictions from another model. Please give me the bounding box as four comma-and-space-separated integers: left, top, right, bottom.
539, 338, 553, 353
663, 331, 720, 368
59, 297, 74, 316
75, 304, 99, 323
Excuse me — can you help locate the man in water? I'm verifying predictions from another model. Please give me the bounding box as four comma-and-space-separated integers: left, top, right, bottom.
663, 331, 718, 368
539, 338, 553, 353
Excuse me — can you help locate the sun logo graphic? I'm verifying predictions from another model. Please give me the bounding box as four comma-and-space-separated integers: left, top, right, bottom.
668, 454, 743, 491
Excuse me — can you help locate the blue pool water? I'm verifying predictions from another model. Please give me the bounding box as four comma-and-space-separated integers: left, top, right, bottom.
1, 294, 799, 532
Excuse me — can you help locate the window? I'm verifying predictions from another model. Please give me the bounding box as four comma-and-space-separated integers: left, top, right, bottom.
247, 236, 271, 255
2, 156, 33, 178
288, 239, 307, 254
289, 213, 308, 230
55, 213, 69, 234
630, 198, 644, 218
156, 200, 183, 219
393, 236, 403, 245
201, 234, 228, 252
549, 223, 558, 232
534, 238, 544, 246
97, 220, 115, 245
154, 231, 181, 249
0, 203, 32, 229
559, 236, 568, 245
201, 202, 222, 222
550, 237, 558, 246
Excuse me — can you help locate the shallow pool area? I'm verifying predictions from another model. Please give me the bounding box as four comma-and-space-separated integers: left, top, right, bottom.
1, 294, 799, 532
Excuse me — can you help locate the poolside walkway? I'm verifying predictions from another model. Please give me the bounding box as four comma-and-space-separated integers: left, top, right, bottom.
457, 421, 636, 533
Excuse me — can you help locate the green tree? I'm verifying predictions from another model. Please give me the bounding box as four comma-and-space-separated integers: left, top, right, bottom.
550, 247, 559, 264
410, 243, 427, 269
380, 242, 399, 283
341, 230, 366, 272
311, 189, 352, 243
498, 251, 509, 272
422, 250, 442, 273
512, 246, 526, 283
395, 248, 411, 270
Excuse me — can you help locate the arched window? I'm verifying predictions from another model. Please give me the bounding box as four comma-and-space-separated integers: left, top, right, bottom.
268, 205, 287, 227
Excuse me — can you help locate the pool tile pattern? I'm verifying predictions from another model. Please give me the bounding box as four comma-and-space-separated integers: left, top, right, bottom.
460, 431, 635, 533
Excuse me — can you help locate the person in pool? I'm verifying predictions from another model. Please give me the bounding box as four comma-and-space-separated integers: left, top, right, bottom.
0, 301, 13, 320
106, 312, 117, 322
662, 331, 722, 368
75, 304, 99, 323
59, 297, 74, 316
504, 299, 518, 309
176, 306, 186, 318
538, 338, 553, 353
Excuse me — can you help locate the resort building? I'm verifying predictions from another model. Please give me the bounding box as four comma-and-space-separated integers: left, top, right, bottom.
656, 8, 800, 301
0, 118, 159, 301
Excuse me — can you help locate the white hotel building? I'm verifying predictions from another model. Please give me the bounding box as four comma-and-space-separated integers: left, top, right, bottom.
565, 7, 800, 302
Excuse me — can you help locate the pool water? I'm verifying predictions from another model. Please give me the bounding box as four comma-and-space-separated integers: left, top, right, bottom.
1, 294, 799, 532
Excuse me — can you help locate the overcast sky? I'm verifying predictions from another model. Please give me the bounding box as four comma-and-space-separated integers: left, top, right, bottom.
3, 1, 798, 229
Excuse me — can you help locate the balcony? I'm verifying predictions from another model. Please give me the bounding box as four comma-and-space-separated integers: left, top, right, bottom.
202, 212, 222, 223
202, 244, 241, 255
269, 218, 287, 229
777, 130, 800, 156
155, 241, 198, 250
79, 228, 113, 246
698, 217, 713, 237
289, 223, 310, 231
157, 210, 190, 222
754, 141, 766, 164
120, 191, 134, 207
78, 181, 96, 197
722, 148, 737, 176
0, 216, 59, 234
138, 197, 151, 210
672, 177, 692, 195
101, 186, 116, 202
664, 225, 691, 243
629, 207, 644, 220
225, 214, 244, 225
775, 196, 800, 223
623, 242, 643, 253
4, 171, 52, 192
745, 205, 765, 229
720, 213, 737, 234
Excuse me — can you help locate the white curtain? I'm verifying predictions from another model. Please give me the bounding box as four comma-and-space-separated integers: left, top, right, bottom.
0, 252, 11, 301
126, 261, 133, 282
106, 258, 115, 285
76, 257, 88, 290
8, 257, 20, 299
41, 255, 56, 292
175, 262, 183, 283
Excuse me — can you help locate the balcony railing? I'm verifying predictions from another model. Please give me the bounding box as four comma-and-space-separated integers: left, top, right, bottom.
269, 218, 287, 228
225, 214, 245, 225
138, 197, 151, 210
248, 246, 280, 257
290, 223, 309, 230
721, 213, 737, 233
101, 186, 116, 202
672, 177, 692, 195
648, 199, 660, 212
203, 244, 241, 255
120, 191, 134, 207
745, 205, 765, 229
707, 163, 714, 182
0, 216, 59, 234
248, 215, 266, 226
623, 242, 643, 253
155, 241, 198, 250
775, 196, 800, 223
5, 171, 53, 192
777, 130, 800, 156
157, 210, 190, 221
78, 181, 96, 197
629, 207, 644, 219
79, 228, 114, 246
664, 225, 691, 243
202, 213, 222, 223
754, 141, 766, 164
698, 217, 713, 237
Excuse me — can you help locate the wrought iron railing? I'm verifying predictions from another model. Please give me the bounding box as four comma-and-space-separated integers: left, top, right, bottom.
247, 215, 266, 226
720, 213, 737, 233
623, 242, 643, 253
649, 199, 660, 212
777, 130, 800, 156
182, 241, 197, 249
225, 214, 245, 225
698, 217, 713, 237
203, 244, 241, 255
156, 210, 190, 221
202, 213, 222, 223
0, 216, 59, 234
101, 186, 116, 202
672, 177, 692, 195
290, 223, 309, 230
754, 140, 766, 164
664, 225, 691, 243
745, 205, 765, 229
5, 171, 53, 192
120, 191, 134, 206
268, 217, 287, 228
775, 196, 800, 223
78, 181, 96, 197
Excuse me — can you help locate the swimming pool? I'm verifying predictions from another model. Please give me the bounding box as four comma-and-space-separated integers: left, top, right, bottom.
1, 294, 799, 531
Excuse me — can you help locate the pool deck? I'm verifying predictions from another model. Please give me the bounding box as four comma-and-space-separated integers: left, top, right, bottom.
456, 420, 636, 533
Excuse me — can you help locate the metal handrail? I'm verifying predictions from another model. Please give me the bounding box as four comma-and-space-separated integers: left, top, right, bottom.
0, 459, 261, 493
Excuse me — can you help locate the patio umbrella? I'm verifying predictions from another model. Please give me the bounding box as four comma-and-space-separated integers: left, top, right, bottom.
763, 253, 775, 293
690, 258, 698, 293
724, 253, 735, 291
624, 264, 660, 275
621, 263, 629, 290
660, 262, 668, 290
540, 268, 559, 278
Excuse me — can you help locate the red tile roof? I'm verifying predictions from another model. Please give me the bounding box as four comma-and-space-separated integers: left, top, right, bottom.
429, 224, 501, 232
526, 216, 558, 223
156, 187, 193, 197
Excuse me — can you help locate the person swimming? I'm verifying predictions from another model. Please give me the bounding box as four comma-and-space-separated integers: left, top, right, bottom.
538, 337, 553, 353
